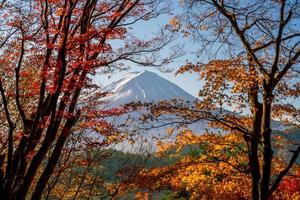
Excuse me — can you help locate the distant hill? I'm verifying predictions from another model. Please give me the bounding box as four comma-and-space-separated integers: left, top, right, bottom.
273, 127, 300, 163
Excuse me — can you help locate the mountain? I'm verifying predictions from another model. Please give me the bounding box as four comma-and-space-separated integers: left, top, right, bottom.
98, 71, 290, 152
101, 71, 196, 106
99, 71, 199, 152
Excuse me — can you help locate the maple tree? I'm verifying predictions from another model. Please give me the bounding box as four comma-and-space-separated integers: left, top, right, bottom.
0, 0, 179, 199
134, 132, 300, 199
122, 0, 300, 199
178, 1, 300, 199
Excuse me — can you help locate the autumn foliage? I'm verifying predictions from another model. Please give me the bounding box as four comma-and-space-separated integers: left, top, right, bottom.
0, 0, 299, 200
121, 0, 300, 200
0, 0, 175, 199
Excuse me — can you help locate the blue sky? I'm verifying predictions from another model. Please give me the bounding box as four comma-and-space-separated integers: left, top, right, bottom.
95, 1, 204, 98
95, 0, 300, 110
91, 0, 300, 121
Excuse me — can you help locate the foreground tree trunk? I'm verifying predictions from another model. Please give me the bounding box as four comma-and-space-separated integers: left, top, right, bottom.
260, 83, 274, 200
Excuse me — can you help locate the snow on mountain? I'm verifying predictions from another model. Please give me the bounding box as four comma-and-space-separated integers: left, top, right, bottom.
98, 71, 198, 152
97, 71, 288, 152
101, 70, 196, 106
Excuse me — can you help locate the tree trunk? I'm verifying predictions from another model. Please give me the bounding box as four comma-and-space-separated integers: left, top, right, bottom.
260, 84, 273, 200
249, 107, 262, 200
247, 55, 263, 200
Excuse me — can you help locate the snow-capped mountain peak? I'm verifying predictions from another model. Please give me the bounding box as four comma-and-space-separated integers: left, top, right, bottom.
102, 71, 195, 106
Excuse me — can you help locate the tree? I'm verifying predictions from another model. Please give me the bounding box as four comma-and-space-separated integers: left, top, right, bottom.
124, 0, 300, 199
179, 1, 300, 199
0, 0, 179, 199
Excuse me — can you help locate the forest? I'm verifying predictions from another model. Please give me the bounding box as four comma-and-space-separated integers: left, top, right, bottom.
0, 0, 299, 199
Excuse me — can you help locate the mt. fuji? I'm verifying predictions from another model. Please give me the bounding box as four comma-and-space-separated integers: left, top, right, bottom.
101, 71, 196, 106
97, 71, 288, 152
100, 70, 287, 132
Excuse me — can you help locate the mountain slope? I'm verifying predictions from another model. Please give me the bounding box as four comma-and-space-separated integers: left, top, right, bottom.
98, 71, 289, 152
101, 71, 196, 106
